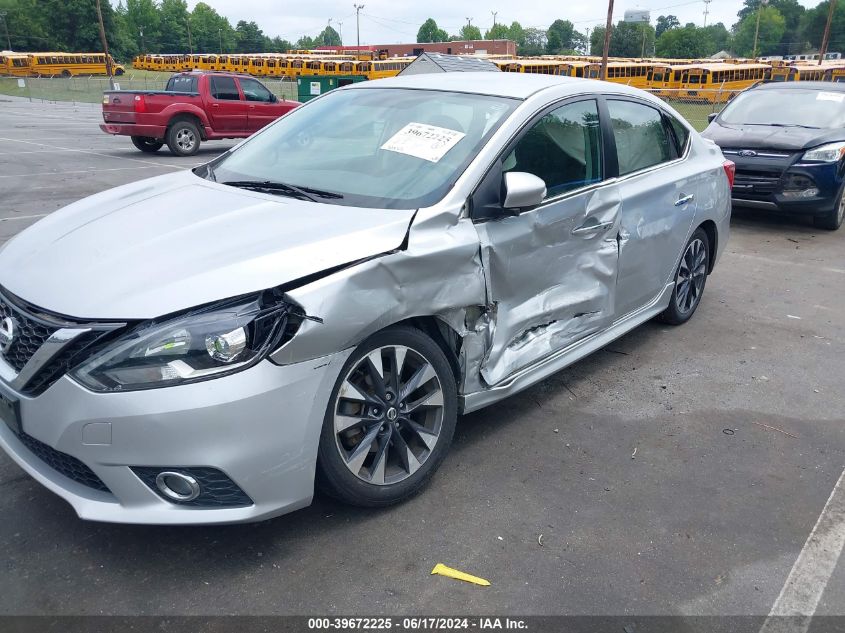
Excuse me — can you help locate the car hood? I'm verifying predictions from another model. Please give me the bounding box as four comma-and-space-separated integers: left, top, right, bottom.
701, 121, 843, 151
0, 171, 415, 320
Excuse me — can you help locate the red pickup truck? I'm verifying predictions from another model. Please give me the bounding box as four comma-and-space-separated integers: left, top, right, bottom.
100, 71, 299, 156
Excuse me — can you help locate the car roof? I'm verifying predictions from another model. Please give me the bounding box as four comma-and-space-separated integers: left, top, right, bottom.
346, 72, 642, 100
755, 81, 845, 91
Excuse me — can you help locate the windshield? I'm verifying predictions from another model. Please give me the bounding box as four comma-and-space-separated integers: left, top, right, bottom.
208, 87, 518, 209
718, 88, 845, 128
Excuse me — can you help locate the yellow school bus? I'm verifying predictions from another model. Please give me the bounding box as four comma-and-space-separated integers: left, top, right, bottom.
666, 62, 771, 101
496, 59, 569, 75
28, 52, 125, 76
601, 62, 672, 89
0, 53, 32, 76
353, 58, 413, 80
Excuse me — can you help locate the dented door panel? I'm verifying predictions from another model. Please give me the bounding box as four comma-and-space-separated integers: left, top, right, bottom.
475, 184, 622, 387
614, 160, 702, 317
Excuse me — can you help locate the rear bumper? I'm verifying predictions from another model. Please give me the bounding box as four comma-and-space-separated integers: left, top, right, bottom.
99, 123, 165, 138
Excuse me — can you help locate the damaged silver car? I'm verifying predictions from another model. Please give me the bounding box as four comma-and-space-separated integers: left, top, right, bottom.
0, 73, 732, 524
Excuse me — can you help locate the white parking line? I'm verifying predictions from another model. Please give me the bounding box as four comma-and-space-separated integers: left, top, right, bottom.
0, 213, 49, 222
729, 252, 845, 276
759, 467, 845, 633
0, 136, 185, 169
0, 165, 165, 179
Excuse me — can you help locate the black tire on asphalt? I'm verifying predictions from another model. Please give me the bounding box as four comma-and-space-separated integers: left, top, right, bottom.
130, 136, 164, 153
658, 226, 711, 326
165, 119, 201, 157
813, 187, 845, 231
316, 325, 458, 508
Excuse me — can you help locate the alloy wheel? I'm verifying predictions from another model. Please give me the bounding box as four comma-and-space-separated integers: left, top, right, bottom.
333, 345, 445, 486
176, 128, 196, 152
675, 238, 707, 315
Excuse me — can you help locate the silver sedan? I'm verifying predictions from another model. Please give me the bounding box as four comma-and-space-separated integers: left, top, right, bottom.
0, 73, 732, 524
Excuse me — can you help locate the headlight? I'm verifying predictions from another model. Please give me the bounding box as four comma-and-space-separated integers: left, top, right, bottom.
801, 142, 845, 162
71, 292, 298, 392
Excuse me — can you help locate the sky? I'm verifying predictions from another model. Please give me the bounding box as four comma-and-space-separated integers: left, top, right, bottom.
181, 0, 827, 45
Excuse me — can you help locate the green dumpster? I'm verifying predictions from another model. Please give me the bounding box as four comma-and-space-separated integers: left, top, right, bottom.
296, 75, 368, 102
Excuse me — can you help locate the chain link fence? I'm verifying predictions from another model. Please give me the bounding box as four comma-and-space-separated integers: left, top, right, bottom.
645, 88, 737, 131
0, 73, 298, 105
0, 76, 734, 132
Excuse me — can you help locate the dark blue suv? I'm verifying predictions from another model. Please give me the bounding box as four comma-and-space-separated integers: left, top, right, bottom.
702, 81, 845, 230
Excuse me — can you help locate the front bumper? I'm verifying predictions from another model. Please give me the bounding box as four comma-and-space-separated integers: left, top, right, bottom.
0, 351, 350, 524
727, 151, 843, 215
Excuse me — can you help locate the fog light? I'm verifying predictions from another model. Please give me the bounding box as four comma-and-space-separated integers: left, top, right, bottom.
781, 188, 820, 199
155, 471, 200, 502
205, 327, 247, 363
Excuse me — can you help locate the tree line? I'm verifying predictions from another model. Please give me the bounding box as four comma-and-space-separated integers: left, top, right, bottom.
0, 0, 340, 61
0, 0, 843, 62
420, 0, 845, 59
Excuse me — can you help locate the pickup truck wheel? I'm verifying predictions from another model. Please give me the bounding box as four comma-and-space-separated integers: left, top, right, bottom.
130, 136, 164, 153
166, 120, 201, 157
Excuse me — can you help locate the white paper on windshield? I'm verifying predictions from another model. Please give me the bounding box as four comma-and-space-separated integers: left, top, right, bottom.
817, 91, 845, 103
380, 123, 466, 163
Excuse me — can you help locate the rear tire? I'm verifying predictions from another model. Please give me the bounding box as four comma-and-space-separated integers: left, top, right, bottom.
130, 136, 163, 153
658, 227, 710, 325
813, 188, 845, 231
166, 119, 201, 156
317, 326, 458, 508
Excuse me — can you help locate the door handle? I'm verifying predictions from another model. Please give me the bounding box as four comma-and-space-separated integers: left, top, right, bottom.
572, 220, 615, 235
674, 194, 695, 207
211, 103, 219, 108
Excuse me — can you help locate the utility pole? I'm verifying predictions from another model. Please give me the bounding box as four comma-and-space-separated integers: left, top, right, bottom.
819, 0, 838, 65
218, 28, 223, 54
139, 27, 145, 52
186, 18, 193, 54
752, 0, 769, 59
0, 12, 11, 51
354, 4, 364, 52
585, 27, 591, 55
94, 0, 115, 89
337, 21, 343, 46
641, 23, 647, 57
600, 0, 614, 79
491, 11, 498, 28
703, 0, 711, 27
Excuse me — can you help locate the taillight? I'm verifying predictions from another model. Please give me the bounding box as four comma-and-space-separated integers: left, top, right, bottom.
722, 159, 736, 189
134, 94, 147, 113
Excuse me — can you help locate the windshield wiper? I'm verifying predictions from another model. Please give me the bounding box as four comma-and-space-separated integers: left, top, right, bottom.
222, 180, 343, 202
741, 122, 820, 129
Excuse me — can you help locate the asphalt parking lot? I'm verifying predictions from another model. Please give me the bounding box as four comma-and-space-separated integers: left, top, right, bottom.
0, 96, 843, 620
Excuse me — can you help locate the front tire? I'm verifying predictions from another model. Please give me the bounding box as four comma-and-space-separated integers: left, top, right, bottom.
813, 188, 845, 231
166, 119, 201, 156
658, 227, 710, 325
131, 136, 163, 153
317, 326, 458, 507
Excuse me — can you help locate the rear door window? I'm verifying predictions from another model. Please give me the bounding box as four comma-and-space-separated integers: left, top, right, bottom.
210, 76, 241, 100
607, 100, 674, 176
166, 75, 198, 93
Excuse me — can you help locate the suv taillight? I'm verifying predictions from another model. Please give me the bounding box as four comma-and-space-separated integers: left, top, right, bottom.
723, 160, 736, 189
134, 94, 146, 113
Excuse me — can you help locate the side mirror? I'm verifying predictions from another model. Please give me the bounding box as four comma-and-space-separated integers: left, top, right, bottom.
707, 112, 718, 124
503, 172, 547, 211
269, 93, 278, 103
